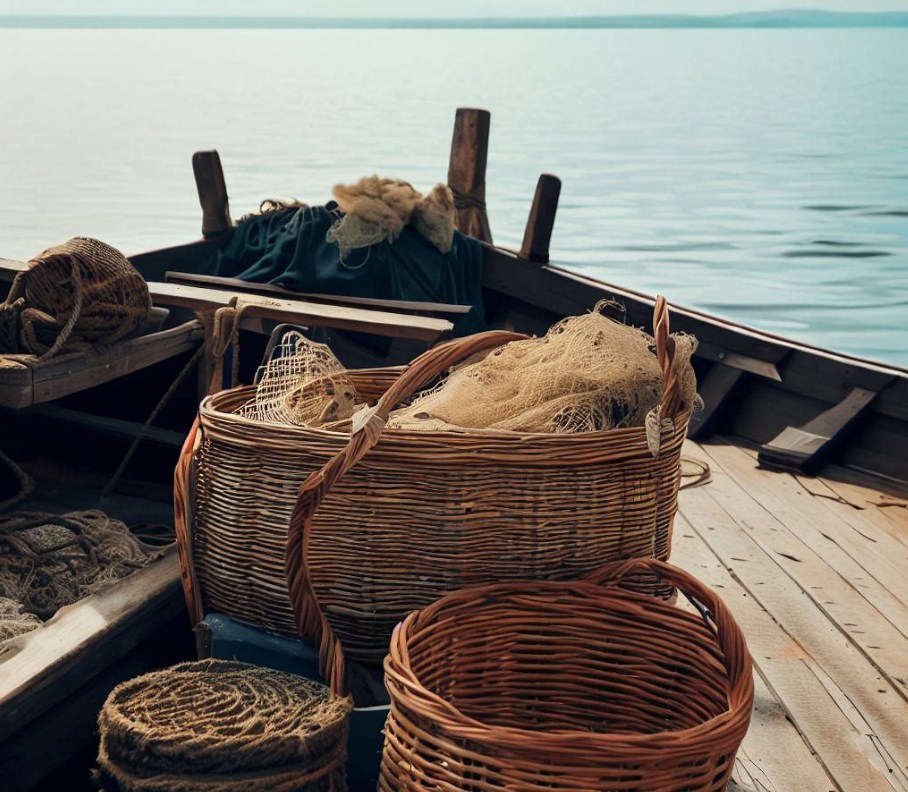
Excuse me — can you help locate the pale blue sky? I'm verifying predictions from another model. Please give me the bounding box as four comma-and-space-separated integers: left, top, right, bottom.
3, 0, 907, 15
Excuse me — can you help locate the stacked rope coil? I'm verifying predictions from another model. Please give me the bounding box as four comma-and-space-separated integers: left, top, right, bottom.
0, 237, 151, 360
380, 557, 754, 792
95, 659, 352, 792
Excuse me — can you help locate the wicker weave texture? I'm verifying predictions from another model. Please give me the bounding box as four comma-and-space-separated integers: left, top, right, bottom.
96, 659, 351, 791
178, 300, 692, 675
380, 558, 754, 792
183, 369, 400, 633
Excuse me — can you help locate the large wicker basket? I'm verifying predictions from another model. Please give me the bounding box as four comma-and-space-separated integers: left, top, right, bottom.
380, 557, 755, 792
175, 299, 692, 668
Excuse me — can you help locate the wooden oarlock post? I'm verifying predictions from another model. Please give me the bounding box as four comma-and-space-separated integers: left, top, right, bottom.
447, 108, 493, 244
192, 150, 232, 238
519, 173, 561, 264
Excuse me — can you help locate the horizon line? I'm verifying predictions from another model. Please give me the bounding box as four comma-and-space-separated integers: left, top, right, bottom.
2, 10, 908, 30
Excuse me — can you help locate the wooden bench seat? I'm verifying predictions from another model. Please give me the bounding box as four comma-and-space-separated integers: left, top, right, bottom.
0, 320, 204, 410
147, 281, 453, 343
164, 271, 472, 318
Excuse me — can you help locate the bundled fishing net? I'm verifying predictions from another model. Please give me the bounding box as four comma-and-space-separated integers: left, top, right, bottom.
389, 304, 700, 434
96, 659, 352, 791
0, 596, 42, 643
0, 510, 164, 620
239, 330, 361, 427
327, 176, 455, 258
0, 237, 151, 360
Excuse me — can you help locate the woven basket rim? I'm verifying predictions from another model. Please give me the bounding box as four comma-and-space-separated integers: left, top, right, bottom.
384, 575, 753, 754
202, 384, 692, 443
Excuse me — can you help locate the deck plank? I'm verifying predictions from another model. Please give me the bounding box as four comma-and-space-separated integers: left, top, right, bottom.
675, 456, 908, 790
815, 476, 908, 549
694, 441, 908, 698
672, 521, 836, 792
703, 441, 908, 638
733, 444, 908, 554
791, 474, 908, 551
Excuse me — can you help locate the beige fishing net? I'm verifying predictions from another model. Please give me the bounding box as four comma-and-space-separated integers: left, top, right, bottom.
327, 176, 456, 258
0, 596, 42, 643
237, 305, 699, 435
0, 510, 164, 622
239, 330, 360, 427
0, 237, 151, 360
389, 306, 700, 433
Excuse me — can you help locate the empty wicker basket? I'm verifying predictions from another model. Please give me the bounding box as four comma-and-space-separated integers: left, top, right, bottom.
95, 659, 352, 791
380, 557, 754, 792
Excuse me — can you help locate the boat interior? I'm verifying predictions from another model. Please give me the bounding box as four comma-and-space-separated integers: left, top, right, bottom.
0, 107, 906, 791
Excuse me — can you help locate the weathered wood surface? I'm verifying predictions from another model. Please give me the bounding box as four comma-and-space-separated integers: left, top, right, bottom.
192, 150, 232, 238
519, 173, 561, 264
0, 549, 183, 741
0, 257, 28, 282
448, 107, 493, 243
164, 270, 472, 316
0, 320, 204, 409
675, 439, 908, 792
147, 281, 453, 342
687, 363, 744, 440
760, 386, 882, 474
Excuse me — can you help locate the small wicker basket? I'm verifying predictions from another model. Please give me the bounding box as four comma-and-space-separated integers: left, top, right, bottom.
380, 557, 754, 792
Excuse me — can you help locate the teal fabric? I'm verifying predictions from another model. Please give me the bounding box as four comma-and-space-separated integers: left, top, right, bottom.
214, 204, 486, 336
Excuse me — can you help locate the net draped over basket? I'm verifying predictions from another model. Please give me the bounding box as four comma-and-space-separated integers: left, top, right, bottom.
380, 557, 754, 792
0, 237, 151, 360
389, 306, 698, 434
95, 659, 352, 792
175, 298, 696, 688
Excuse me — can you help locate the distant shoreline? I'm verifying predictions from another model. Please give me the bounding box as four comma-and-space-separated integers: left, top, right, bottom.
2, 11, 908, 30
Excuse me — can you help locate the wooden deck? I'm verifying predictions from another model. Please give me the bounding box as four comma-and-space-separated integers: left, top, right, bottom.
675, 438, 908, 792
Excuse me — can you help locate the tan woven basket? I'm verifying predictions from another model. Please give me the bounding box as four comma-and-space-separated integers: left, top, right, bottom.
174, 368, 402, 632
380, 557, 754, 792
175, 299, 692, 672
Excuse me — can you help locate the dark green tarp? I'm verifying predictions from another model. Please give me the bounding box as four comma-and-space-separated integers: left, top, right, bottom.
213, 204, 486, 336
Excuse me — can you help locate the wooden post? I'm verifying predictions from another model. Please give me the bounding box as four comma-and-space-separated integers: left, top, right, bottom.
192, 151, 232, 238
519, 174, 561, 263
447, 108, 493, 244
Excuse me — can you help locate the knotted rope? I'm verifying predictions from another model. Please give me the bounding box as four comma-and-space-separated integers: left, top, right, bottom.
0, 509, 165, 619
0, 237, 151, 361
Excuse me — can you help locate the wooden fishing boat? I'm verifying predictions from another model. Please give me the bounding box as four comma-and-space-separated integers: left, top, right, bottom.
1, 107, 906, 791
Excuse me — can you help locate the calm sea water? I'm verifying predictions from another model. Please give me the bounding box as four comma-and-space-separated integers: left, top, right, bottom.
1, 28, 906, 365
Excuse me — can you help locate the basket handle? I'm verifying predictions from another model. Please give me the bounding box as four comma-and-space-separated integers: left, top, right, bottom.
298, 328, 527, 515
584, 557, 750, 686
285, 300, 680, 694
285, 329, 527, 693
173, 416, 205, 626
653, 295, 682, 421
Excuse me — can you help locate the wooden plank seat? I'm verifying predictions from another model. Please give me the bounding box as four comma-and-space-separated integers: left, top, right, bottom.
3, 258, 455, 341
0, 319, 204, 410
164, 271, 473, 318
147, 281, 453, 343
